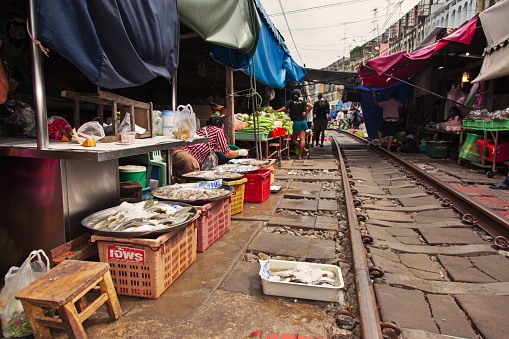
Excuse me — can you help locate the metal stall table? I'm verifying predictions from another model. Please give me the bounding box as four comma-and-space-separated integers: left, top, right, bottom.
235, 135, 290, 165
0, 136, 206, 274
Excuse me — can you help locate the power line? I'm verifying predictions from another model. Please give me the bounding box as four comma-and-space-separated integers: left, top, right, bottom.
277, 0, 304, 65
270, 0, 372, 17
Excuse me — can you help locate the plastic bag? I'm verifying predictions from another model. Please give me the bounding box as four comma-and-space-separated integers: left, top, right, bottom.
172, 104, 196, 141
153, 110, 163, 136
0, 250, 50, 338
118, 113, 131, 134
48, 116, 72, 140
77, 121, 105, 141
0, 99, 36, 135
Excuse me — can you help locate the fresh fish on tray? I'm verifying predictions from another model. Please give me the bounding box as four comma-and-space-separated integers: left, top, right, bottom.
267, 263, 338, 286
182, 171, 242, 180
152, 184, 230, 200
93, 199, 196, 232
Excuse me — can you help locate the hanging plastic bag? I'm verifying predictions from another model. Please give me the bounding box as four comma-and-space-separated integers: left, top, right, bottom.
77, 121, 105, 141
118, 113, 132, 134
0, 250, 50, 338
172, 104, 197, 141
201, 126, 217, 170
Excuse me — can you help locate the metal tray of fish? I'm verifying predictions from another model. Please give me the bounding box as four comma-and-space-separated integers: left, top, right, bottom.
229, 158, 273, 167
81, 200, 199, 238
213, 164, 259, 173
150, 184, 234, 205
179, 171, 243, 181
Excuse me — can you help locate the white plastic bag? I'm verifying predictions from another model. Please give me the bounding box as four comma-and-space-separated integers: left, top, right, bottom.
172, 104, 197, 141
77, 121, 105, 141
0, 250, 50, 338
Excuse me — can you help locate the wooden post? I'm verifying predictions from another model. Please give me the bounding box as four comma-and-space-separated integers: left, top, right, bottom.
225, 67, 235, 145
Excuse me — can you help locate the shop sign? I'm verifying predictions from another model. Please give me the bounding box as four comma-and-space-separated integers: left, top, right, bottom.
107, 246, 145, 265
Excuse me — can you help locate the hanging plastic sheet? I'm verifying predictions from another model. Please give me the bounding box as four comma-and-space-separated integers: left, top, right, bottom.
37, 0, 179, 89
211, 0, 306, 88
359, 16, 478, 88
179, 0, 260, 57
472, 0, 509, 83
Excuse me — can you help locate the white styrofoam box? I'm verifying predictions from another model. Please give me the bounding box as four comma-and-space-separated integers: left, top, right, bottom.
260, 260, 344, 302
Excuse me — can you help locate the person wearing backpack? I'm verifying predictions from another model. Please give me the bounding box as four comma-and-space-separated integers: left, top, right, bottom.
312, 93, 329, 147
276, 89, 313, 159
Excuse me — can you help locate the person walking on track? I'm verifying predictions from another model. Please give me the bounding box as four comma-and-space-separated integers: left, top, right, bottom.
276, 89, 313, 160
374, 91, 403, 150
312, 93, 329, 147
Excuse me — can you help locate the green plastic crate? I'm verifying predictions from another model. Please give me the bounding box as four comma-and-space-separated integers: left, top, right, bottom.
493, 119, 509, 129
462, 120, 475, 127
474, 120, 486, 128
426, 141, 449, 158
235, 131, 271, 140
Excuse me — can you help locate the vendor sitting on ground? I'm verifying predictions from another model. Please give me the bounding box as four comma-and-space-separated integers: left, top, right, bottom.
171, 117, 248, 176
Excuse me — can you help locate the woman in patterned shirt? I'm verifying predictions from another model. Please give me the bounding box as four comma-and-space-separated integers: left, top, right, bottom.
171, 117, 248, 176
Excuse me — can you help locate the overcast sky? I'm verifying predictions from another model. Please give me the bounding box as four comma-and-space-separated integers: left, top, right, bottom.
258, 0, 420, 69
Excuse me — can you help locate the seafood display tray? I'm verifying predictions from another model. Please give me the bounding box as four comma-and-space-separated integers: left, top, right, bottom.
81, 201, 199, 238
261, 260, 344, 302
150, 184, 234, 205
91, 221, 197, 299
179, 171, 244, 181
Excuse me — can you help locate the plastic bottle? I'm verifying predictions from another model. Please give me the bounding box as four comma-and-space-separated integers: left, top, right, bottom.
161, 110, 175, 136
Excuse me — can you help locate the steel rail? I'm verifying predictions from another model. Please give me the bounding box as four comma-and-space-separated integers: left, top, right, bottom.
343, 131, 509, 238
333, 134, 383, 338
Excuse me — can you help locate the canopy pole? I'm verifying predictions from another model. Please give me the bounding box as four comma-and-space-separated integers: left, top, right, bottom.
29, 0, 49, 150
171, 71, 177, 111
250, 66, 259, 159
361, 64, 474, 110
252, 60, 262, 159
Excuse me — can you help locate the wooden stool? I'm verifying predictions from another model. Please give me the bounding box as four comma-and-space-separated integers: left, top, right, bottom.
16, 260, 122, 339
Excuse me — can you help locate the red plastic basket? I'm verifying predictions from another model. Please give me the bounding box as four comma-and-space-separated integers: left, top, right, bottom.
194, 196, 231, 252
243, 169, 273, 203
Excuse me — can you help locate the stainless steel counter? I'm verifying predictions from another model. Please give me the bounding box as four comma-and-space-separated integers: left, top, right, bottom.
0, 136, 207, 161
0, 136, 207, 274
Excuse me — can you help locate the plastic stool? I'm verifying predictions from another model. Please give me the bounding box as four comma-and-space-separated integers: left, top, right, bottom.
146, 151, 167, 187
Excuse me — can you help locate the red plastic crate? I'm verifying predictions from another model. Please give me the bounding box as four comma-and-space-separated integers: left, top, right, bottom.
477, 139, 509, 162
243, 169, 272, 203
194, 196, 231, 252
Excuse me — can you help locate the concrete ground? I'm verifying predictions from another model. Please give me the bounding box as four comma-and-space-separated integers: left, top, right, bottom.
50, 149, 342, 339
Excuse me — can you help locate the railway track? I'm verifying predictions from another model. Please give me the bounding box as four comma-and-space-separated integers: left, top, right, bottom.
331, 130, 509, 339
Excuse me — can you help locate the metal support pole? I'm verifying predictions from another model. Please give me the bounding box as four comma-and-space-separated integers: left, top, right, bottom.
29, 0, 49, 150
171, 72, 177, 111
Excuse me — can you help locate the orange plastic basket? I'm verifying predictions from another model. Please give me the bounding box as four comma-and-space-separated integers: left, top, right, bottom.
91, 221, 197, 299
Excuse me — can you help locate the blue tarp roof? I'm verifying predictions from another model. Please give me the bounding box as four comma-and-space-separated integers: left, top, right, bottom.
211, 0, 306, 88
37, 0, 179, 89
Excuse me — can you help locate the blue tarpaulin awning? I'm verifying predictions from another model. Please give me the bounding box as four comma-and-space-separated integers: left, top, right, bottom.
37, 0, 179, 89
211, 0, 306, 88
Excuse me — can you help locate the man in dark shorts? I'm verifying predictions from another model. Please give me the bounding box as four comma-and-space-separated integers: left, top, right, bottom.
312, 93, 329, 147
374, 92, 403, 150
